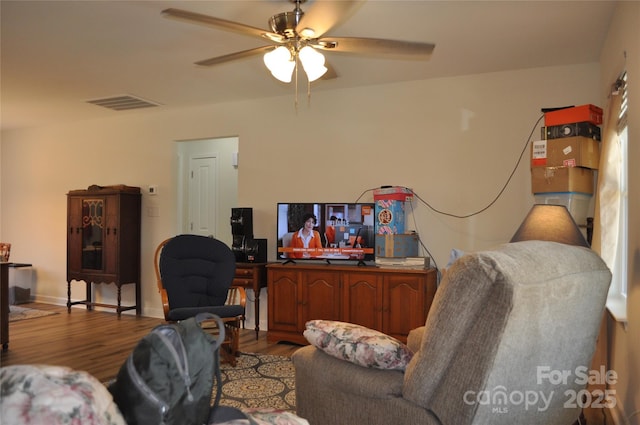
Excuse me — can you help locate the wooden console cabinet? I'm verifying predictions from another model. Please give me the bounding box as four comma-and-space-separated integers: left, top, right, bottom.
267, 263, 437, 345
66, 185, 141, 316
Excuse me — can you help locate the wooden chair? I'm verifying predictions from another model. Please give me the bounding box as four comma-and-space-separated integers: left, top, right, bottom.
154, 235, 246, 366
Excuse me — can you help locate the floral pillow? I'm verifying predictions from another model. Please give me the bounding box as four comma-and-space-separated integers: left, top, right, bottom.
0, 365, 126, 425
303, 320, 414, 370
217, 408, 310, 425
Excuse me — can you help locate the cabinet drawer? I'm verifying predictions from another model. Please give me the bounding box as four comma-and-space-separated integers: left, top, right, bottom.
233, 277, 254, 287
235, 268, 254, 278
234, 266, 255, 287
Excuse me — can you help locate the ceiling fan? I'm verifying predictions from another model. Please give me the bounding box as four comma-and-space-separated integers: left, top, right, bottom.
162, 0, 435, 84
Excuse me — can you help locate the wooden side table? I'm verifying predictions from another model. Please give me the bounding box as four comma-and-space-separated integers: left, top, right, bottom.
233, 262, 267, 339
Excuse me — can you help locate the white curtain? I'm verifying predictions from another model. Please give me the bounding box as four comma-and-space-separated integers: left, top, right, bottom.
591, 83, 623, 274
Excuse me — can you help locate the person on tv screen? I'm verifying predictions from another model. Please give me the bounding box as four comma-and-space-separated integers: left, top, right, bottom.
289, 213, 323, 258
325, 215, 337, 247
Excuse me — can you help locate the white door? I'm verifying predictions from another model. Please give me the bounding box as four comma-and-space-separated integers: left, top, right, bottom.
176, 136, 238, 246
188, 156, 217, 238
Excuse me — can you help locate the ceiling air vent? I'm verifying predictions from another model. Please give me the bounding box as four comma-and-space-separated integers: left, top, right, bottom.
86, 95, 161, 111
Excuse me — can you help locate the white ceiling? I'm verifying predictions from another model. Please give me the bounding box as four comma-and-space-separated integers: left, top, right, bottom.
1, 0, 616, 131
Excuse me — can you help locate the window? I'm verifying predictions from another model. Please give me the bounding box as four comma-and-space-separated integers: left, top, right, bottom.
603, 71, 628, 322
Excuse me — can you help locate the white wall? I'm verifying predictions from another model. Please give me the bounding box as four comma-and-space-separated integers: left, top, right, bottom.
0, 63, 600, 321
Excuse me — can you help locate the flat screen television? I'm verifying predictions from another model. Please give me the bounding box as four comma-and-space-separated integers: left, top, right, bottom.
277, 202, 376, 263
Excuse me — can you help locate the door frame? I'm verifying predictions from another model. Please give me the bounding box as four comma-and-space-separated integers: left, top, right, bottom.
175, 137, 239, 247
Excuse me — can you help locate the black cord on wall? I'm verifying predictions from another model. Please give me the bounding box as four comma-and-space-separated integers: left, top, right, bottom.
354, 113, 545, 280
356, 113, 544, 218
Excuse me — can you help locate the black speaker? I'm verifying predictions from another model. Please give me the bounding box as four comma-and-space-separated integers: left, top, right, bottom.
231, 208, 253, 261
231, 235, 247, 261
230, 208, 253, 237
245, 238, 267, 263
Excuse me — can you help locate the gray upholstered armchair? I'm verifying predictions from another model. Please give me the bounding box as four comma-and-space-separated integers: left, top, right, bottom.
292, 241, 611, 425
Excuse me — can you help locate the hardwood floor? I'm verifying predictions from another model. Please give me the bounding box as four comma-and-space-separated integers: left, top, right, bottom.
1, 303, 303, 383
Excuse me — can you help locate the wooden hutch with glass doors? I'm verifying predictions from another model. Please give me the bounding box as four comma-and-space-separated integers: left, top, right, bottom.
66, 185, 141, 316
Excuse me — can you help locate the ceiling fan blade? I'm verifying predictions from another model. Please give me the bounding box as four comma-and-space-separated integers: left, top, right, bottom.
162, 8, 285, 43
314, 37, 435, 60
195, 46, 274, 67
296, 0, 365, 39
320, 61, 338, 80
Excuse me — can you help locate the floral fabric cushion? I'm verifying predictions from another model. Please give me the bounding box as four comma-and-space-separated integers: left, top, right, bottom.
0, 365, 126, 425
216, 408, 310, 425
303, 320, 414, 370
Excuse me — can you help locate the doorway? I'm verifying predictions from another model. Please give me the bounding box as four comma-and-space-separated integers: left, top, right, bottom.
176, 137, 238, 246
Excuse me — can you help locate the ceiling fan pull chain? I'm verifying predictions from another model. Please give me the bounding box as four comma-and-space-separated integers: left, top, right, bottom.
294, 56, 299, 113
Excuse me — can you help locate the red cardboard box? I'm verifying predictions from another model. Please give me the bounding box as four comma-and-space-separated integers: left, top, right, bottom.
544, 104, 603, 126
373, 186, 414, 202
531, 136, 600, 169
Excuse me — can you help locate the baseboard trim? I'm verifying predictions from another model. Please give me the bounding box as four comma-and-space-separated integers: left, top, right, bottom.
33, 295, 67, 306
32, 295, 164, 318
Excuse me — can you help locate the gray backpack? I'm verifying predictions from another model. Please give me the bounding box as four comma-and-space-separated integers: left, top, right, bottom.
109, 313, 253, 425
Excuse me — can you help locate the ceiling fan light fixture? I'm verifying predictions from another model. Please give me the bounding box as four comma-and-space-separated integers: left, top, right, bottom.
264, 46, 295, 83
299, 27, 316, 38
298, 46, 327, 82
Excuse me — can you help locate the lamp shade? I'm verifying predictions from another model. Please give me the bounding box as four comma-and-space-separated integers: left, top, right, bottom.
298, 46, 328, 82
510, 204, 590, 248
263, 46, 295, 83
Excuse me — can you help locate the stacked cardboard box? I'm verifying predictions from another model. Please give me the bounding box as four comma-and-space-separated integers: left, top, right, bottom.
531, 104, 602, 225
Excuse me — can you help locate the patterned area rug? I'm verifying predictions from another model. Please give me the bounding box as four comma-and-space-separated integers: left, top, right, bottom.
217, 353, 296, 412
8, 306, 58, 322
